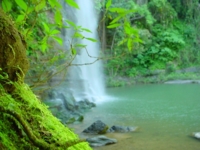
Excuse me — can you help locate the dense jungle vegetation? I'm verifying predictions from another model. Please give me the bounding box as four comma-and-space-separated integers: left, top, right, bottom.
103, 0, 200, 86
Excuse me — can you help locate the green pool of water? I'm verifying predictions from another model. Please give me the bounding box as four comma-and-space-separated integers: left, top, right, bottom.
71, 84, 200, 150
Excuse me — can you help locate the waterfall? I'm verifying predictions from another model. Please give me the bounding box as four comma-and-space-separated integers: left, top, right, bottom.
65, 0, 105, 103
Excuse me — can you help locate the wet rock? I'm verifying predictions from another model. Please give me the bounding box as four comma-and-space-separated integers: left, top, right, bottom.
193, 132, 200, 139
83, 120, 109, 134
57, 93, 76, 111
107, 125, 138, 133
86, 135, 117, 147
76, 100, 96, 111
47, 89, 58, 99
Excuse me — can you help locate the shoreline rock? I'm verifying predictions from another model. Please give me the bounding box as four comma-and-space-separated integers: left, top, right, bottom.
86, 136, 117, 147
164, 80, 200, 84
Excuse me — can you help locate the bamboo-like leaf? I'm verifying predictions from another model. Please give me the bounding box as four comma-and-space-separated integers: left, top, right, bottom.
65, 0, 79, 9
35, 0, 46, 12
43, 23, 50, 33
106, 0, 112, 9
81, 28, 92, 33
15, 0, 28, 11
52, 36, 63, 45
55, 11, 62, 26
127, 38, 133, 51
85, 38, 97, 42
50, 29, 60, 35
118, 38, 127, 46
107, 23, 120, 28
66, 20, 76, 28
124, 23, 131, 35
75, 44, 87, 48
2, 0, 12, 12
15, 15, 25, 23
109, 8, 127, 13
41, 44, 47, 53
110, 15, 122, 24
71, 48, 77, 55
73, 32, 84, 38
48, 0, 61, 8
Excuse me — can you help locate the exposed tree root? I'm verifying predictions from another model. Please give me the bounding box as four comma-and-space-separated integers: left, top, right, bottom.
0, 105, 85, 149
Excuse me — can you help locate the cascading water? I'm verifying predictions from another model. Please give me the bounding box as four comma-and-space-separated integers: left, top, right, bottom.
65, 0, 105, 103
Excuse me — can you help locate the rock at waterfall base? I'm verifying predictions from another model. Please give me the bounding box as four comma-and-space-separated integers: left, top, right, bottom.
83, 120, 138, 134
193, 132, 200, 139
83, 120, 109, 134
107, 125, 138, 133
86, 135, 117, 147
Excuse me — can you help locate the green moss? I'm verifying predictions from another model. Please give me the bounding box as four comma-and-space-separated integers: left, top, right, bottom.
0, 82, 92, 150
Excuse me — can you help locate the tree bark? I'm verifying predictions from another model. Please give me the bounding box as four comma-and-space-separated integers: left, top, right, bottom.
0, 9, 29, 92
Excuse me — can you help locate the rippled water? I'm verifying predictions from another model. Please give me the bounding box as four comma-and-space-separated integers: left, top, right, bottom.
70, 84, 200, 150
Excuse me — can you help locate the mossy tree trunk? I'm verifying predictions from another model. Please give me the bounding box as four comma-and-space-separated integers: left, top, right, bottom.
0, 8, 92, 150
0, 9, 29, 92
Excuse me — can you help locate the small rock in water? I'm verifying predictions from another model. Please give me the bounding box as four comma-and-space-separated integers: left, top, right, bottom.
107, 125, 138, 133
83, 120, 109, 134
86, 135, 117, 147
193, 132, 200, 139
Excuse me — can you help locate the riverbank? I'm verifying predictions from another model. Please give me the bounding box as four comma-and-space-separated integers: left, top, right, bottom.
106, 66, 200, 87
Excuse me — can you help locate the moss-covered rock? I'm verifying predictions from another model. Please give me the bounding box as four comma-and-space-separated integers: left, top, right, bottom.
0, 82, 92, 150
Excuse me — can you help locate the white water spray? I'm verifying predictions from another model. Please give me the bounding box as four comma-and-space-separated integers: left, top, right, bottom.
66, 0, 105, 102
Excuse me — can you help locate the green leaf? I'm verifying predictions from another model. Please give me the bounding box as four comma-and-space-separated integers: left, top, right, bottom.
2, 0, 12, 12
65, 0, 79, 9
109, 8, 127, 14
110, 15, 122, 24
71, 48, 77, 55
55, 11, 62, 27
43, 23, 50, 33
35, 0, 46, 12
52, 36, 63, 45
50, 29, 60, 35
48, 0, 61, 8
107, 23, 120, 28
118, 38, 127, 46
124, 23, 131, 35
75, 44, 87, 48
15, 15, 25, 23
66, 20, 76, 28
81, 28, 92, 33
106, 0, 112, 9
127, 38, 133, 51
15, 0, 28, 11
41, 44, 47, 53
73, 32, 84, 38
27, 7, 34, 14
85, 38, 97, 42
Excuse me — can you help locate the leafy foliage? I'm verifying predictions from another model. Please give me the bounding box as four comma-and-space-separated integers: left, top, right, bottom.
104, 0, 200, 80
0, 0, 98, 90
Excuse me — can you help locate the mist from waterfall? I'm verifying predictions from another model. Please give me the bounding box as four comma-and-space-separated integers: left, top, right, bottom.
65, 0, 105, 103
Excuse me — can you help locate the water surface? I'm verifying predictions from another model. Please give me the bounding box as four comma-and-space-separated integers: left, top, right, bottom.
70, 84, 200, 150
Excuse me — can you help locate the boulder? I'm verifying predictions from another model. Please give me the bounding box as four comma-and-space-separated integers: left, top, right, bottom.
107, 125, 138, 133
57, 92, 76, 111
193, 132, 200, 139
86, 135, 117, 147
83, 120, 109, 134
